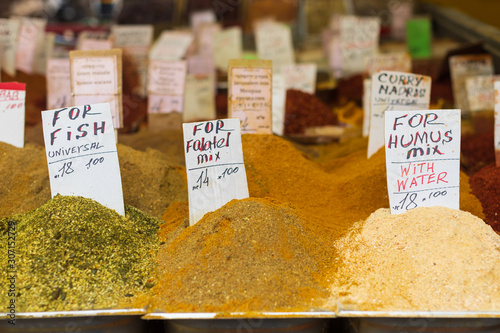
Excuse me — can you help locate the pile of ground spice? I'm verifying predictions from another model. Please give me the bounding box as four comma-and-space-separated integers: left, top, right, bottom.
285, 89, 338, 135
241, 134, 484, 250
0, 142, 186, 219
0, 195, 159, 312
470, 164, 500, 233
331, 207, 500, 311
461, 130, 495, 176
151, 198, 331, 313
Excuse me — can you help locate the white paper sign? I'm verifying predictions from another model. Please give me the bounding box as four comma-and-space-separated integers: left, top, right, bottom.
70, 49, 123, 129
449, 54, 494, 113
46, 58, 71, 109
15, 17, 46, 74
465, 75, 500, 112
77, 31, 113, 51
0, 82, 25, 148
255, 21, 294, 73
183, 118, 249, 225
362, 78, 371, 137
272, 73, 286, 136
228, 59, 273, 134
0, 18, 20, 77
190, 10, 216, 32
197, 23, 221, 56
385, 109, 460, 214
112, 25, 153, 97
214, 27, 242, 72
368, 71, 431, 158
149, 31, 194, 62
365, 52, 412, 77
282, 63, 317, 94
183, 74, 216, 122
147, 60, 187, 114
332, 15, 380, 78
494, 82, 500, 167
34, 32, 55, 75
41, 103, 125, 215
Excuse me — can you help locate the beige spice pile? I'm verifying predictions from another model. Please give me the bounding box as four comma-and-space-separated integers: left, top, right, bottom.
331, 206, 500, 312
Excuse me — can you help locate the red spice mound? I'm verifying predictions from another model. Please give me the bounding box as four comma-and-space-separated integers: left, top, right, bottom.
285, 89, 337, 134
461, 131, 495, 176
470, 164, 500, 233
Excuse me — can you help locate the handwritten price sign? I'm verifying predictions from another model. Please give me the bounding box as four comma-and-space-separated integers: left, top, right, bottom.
0, 82, 26, 148
183, 118, 249, 225
385, 109, 460, 214
41, 103, 124, 215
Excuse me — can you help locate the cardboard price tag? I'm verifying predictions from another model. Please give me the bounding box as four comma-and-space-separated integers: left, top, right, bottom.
385, 109, 460, 214
0, 82, 26, 148
362, 78, 371, 137
15, 17, 47, 74
0, 18, 20, 77
272, 74, 286, 136
228, 59, 272, 134
368, 70, 431, 158
70, 49, 123, 129
41, 103, 124, 215
282, 63, 317, 94
494, 82, 500, 167
147, 60, 187, 114
255, 21, 294, 73
365, 52, 412, 77
76, 31, 113, 51
214, 27, 242, 72
46, 58, 71, 110
465, 75, 500, 112
183, 119, 249, 225
449, 54, 494, 113
183, 74, 216, 122
149, 31, 194, 62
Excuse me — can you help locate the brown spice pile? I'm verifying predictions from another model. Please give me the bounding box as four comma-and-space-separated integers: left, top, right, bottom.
461, 130, 495, 176
470, 164, 500, 233
331, 207, 500, 311
151, 198, 331, 313
0, 142, 187, 219
285, 89, 337, 134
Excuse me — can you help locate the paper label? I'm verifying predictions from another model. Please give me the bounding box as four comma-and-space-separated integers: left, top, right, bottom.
272, 74, 286, 136
214, 27, 242, 72
190, 10, 216, 32
339, 15, 380, 77
0, 18, 20, 77
365, 52, 412, 77
391, 1, 413, 40
368, 71, 431, 158
147, 60, 187, 114
16, 17, 46, 74
41, 103, 124, 215
183, 74, 216, 122
385, 109, 460, 214
149, 31, 194, 61
282, 63, 317, 94
255, 21, 294, 73
449, 54, 494, 113
34, 32, 55, 75
183, 118, 249, 225
77, 31, 113, 51
70, 49, 123, 129
228, 59, 272, 134
197, 23, 221, 56
406, 17, 432, 59
362, 78, 371, 137
465, 75, 500, 112
494, 82, 500, 167
46, 58, 71, 109
187, 54, 215, 76
0, 82, 26, 148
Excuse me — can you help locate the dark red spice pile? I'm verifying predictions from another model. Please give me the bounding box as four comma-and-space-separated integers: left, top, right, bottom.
461, 131, 495, 176
470, 164, 500, 233
284, 89, 337, 135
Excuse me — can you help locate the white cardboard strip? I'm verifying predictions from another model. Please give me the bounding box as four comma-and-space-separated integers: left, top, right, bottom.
0, 18, 20, 77
272, 73, 286, 136
183, 119, 249, 226
15, 17, 46, 74
214, 27, 242, 72
183, 74, 216, 122
368, 70, 431, 158
149, 31, 194, 62
0, 82, 25, 148
385, 109, 461, 214
46, 58, 71, 110
41, 103, 125, 216
465, 75, 500, 112
494, 81, 500, 167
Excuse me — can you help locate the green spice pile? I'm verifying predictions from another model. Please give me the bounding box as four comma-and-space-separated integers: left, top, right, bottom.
0, 195, 159, 312
152, 198, 331, 313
